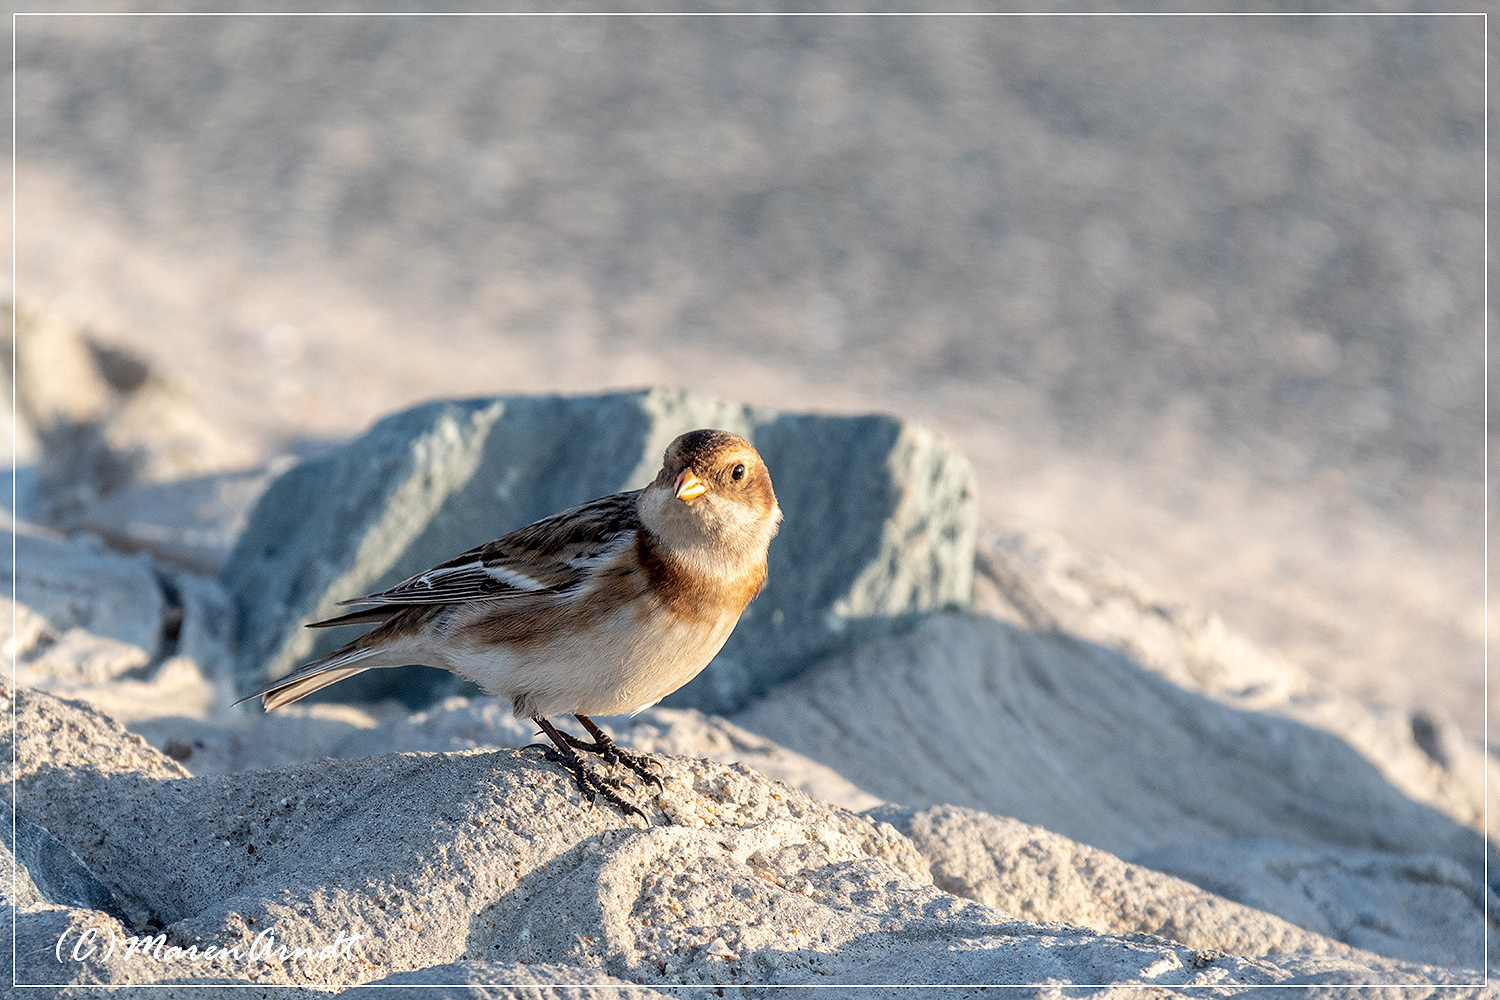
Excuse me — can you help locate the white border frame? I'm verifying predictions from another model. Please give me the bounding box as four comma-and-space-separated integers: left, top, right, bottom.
8, 8, 1490, 993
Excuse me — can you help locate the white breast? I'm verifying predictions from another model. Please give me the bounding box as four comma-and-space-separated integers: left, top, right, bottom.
443, 600, 740, 720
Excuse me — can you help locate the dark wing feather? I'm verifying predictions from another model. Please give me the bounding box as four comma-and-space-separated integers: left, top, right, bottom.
333, 490, 643, 609
305, 605, 402, 628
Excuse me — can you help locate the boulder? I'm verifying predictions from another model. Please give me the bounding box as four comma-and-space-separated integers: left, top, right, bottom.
1, 679, 189, 792
1135, 840, 1495, 971
0, 320, 43, 520
71, 464, 287, 576
95, 376, 251, 486
734, 613, 1487, 870
7, 306, 256, 531
3, 527, 233, 724
7, 526, 164, 658
732, 559, 1495, 970
3, 812, 131, 923
223, 388, 977, 714
1, 844, 139, 997
11, 307, 114, 433
0, 344, 42, 470
2, 680, 1467, 994
974, 526, 1500, 845
7, 603, 150, 686
875, 803, 1478, 967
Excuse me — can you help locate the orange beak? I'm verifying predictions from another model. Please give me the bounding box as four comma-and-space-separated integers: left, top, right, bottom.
674, 469, 707, 502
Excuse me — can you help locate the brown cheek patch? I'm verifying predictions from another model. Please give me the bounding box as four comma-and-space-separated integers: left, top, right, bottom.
745, 468, 778, 519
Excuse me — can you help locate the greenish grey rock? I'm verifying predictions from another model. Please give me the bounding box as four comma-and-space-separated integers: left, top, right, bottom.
222, 389, 977, 714
3, 812, 131, 924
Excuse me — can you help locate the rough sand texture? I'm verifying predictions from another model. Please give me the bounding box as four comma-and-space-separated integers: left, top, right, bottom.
970, 527, 1497, 844
735, 613, 1490, 865
4, 681, 1474, 996
1134, 839, 1494, 972
882, 803, 1486, 971
133, 699, 884, 816
365, 962, 673, 999
732, 607, 1493, 972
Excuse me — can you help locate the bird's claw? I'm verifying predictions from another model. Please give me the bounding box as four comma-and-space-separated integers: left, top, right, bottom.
542, 746, 650, 823
613, 748, 665, 790
560, 732, 665, 789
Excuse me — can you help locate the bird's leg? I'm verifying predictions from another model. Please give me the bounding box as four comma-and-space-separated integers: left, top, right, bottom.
572, 714, 664, 789
531, 716, 648, 822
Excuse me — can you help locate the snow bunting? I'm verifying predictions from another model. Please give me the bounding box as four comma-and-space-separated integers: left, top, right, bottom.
238, 428, 781, 818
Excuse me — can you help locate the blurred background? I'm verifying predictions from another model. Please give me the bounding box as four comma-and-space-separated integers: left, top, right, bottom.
5, 6, 1489, 741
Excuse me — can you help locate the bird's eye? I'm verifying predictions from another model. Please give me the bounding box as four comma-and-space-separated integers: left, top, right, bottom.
731, 463, 747, 481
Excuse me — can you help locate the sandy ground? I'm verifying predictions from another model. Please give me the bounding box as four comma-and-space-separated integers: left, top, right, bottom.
6, 10, 1490, 741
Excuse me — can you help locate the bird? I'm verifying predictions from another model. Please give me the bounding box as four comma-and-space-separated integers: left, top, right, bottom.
237, 428, 781, 819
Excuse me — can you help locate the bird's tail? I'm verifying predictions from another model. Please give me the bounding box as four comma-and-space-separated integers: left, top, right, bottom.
234, 637, 385, 712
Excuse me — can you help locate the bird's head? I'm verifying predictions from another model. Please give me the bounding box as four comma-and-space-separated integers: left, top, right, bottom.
638, 429, 781, 568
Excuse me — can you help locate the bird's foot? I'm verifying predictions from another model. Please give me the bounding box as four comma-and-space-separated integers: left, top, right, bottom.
608, 746, 665, 790
540, 746, 650, 822
559, 731, 664, 789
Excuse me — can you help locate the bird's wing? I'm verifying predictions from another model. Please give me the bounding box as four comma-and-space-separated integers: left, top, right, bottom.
335, 490, 643, 608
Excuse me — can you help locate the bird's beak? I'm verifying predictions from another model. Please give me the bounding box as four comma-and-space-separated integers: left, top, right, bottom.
674, 469, 708, 502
